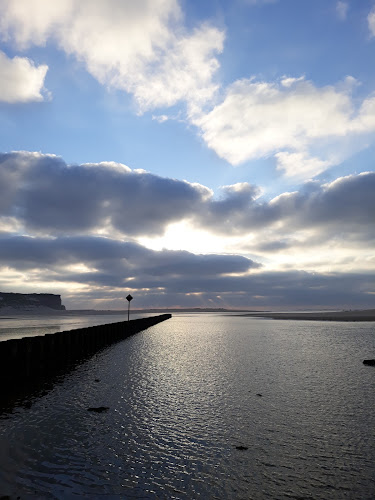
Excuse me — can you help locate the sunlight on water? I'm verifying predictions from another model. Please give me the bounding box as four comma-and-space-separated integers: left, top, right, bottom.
0, 312, 153, 341
0, 313, 374, 498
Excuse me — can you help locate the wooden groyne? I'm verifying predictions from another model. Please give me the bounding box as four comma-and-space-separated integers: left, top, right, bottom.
0, 314, 171, 387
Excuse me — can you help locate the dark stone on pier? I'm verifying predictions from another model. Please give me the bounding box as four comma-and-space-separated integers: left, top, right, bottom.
363, 359, 375, 366
87, 406, 110, 413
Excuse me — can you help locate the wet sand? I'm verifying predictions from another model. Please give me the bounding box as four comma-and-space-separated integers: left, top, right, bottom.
238, 309, 375, 322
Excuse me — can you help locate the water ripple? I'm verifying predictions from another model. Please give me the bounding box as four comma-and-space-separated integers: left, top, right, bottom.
0, 314, 374, 498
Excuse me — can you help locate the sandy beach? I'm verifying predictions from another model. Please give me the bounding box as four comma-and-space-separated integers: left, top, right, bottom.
238, 309, 375, 321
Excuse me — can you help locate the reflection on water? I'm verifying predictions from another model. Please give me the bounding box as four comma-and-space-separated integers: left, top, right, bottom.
0, 312, 152, 341
0, 313, 374, 498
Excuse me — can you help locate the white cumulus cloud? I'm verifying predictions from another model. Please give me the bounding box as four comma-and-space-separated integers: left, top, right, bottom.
274, 151, 334, 180
242, 0, 278, 5
193, 76, 375, 178
336, 1, 348, 21
0, 0, 224, 112
368, 6, 375, 36
0, 50, 48, 103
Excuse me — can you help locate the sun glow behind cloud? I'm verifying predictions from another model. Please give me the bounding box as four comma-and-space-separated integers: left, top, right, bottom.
0, 1, 374, 309
138, 220, 248, 255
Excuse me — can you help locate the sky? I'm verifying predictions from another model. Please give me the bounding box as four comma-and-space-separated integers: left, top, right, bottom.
0, 0, 374, 311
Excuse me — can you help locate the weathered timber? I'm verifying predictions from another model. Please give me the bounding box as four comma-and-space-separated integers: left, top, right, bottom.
0, 314, 171, 388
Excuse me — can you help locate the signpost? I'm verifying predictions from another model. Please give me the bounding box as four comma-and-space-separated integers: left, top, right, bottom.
126, 294, 133, 321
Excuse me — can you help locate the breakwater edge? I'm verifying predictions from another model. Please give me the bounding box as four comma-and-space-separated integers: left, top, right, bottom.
0, 314, 171, 393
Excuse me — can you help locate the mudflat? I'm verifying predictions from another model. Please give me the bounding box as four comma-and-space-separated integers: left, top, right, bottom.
238, 309, 375, 321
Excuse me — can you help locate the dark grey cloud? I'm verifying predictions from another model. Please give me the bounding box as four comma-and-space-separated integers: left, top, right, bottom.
0, 152, 373, 246
273, 174, 375, 229
0, 152, 207, 236
255, 239, 295, 252
251, 174, 375, 252
0, 151, 373, 310
0, 232, 372, 310
198, 172, 375, 240
47, 268, 375, 310
124, 270, 374, 299
0, 233, 258, 278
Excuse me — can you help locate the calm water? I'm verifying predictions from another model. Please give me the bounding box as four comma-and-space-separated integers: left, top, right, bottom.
0, 312, 155, 342
0, 313, 374, 499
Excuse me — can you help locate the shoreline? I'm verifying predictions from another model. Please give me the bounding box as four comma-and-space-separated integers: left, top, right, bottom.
237, 309, 375, 322
1, 308, 374, 322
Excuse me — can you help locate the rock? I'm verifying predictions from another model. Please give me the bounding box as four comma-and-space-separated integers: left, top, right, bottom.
363, 359, 375, 366
235, 445, 248, 451
94, 379, 100, 382
256, 393, 262, 397
87, 406, 109, 413
0, 291, 65, 311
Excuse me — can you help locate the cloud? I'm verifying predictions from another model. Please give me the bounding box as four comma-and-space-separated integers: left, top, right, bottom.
194, 76, 375, 178
368, 7, 375, 36
152, 270, 374, 307
192, 172, 375, 262
1, 152, 373, 253
0, 150, 373, 309
0, 151, 211, 236
0, 50, 48, 103
274, 151, 334, 180
295, 173, 375, 237
0, 233, 373, 310
152, 114, 169, 123
0, 233, 259, 285
2, 0, 373, 184
0, 0, 224, 112
336, 1, 348, 21
242, 0, 278, 5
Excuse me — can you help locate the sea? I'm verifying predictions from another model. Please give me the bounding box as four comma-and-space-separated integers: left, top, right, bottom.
0, 312, 374, 499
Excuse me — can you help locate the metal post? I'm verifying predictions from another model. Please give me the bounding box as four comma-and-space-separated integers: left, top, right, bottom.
126, 294, 133, 321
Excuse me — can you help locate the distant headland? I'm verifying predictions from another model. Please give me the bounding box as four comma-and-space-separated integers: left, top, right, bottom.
0, 292, 65, 313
